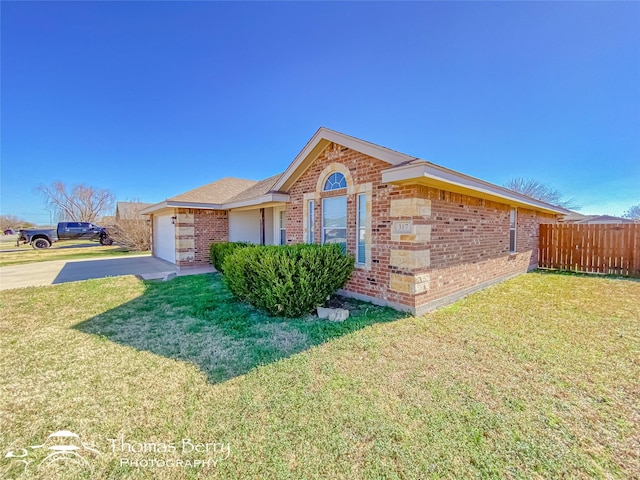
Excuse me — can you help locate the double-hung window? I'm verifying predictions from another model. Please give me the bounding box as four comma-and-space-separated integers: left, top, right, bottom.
307, 200, 315, 243
509, 208, 517, 253
279, 210, 286, 245
322, 196, 347, 253
356, 194, 367, 264
321, 172, 348, 252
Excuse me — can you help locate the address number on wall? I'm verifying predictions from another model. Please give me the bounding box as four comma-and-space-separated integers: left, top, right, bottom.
393, 222, 412, 233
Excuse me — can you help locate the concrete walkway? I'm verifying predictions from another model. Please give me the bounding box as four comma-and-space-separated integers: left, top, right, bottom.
0, 255, 215, 291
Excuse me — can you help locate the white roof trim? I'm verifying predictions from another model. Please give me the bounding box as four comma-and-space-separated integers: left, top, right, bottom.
381, 162, 570, 215
223, 193, 290, 210
139, 193, 291, 214
141, 200, 224, 214
271, 127, 415, 192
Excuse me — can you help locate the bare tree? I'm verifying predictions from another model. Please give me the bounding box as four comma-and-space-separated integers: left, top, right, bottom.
503, 178, 577, 209
0, 214, 35, 231
38, 181, 115, 223
109, 200, 151, 251
623, 204, 640, 220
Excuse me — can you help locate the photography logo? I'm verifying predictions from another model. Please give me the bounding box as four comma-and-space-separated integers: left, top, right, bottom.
5, 430, 102, 473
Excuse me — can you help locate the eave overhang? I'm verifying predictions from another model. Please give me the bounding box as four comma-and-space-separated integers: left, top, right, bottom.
224, 193, 290, 210
381, 162, 570, 216
139, 193, 291, 215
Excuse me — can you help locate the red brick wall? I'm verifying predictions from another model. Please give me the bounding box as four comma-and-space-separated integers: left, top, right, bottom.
285, 144, 558, 313
286, 145, 420, 310
194, 209, 229, 265
409, 189, 556, 310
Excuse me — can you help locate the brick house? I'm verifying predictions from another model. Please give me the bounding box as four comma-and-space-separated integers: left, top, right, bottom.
142, 128, 567, 315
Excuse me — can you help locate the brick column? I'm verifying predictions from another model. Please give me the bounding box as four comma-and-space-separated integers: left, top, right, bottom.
175, 209, 195, 266
388, 198, 432, 300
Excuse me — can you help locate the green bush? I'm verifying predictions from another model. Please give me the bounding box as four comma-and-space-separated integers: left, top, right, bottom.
209, 241, 252, 273
223, 244, 354, 317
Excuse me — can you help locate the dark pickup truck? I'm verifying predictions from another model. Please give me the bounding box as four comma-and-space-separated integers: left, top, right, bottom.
18, 222, 113, 249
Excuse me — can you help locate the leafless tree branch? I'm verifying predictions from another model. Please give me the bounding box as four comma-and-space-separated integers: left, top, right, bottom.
38, 181, 115, 223
503, 178, 578, 209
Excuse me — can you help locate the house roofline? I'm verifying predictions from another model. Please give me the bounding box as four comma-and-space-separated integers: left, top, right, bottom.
271, 127, 415, 192
224, 193, 290, 210
139, 193, 291, 214
381, 162, 570, 215
143, 128, 569, 217
140, 200, 224, 214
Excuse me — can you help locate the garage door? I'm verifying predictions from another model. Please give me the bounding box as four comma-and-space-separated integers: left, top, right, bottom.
154, 215, 176, 263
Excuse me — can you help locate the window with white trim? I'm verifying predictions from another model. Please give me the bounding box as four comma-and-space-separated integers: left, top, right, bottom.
322, 196, 347, 253
356, 194, 367, 264
279, 210, 286, 245
307, 200, 315, 243
509, 208, 517, 253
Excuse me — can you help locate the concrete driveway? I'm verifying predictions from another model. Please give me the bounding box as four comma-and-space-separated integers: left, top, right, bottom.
0, 255, 214, 291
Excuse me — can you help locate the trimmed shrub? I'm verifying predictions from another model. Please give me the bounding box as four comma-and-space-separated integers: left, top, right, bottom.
209, 241, 252, 273
223, 244, 354, 317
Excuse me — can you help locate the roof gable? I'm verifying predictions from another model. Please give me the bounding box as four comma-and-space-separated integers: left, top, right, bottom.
272, 127, 415, 192
273, 127, 568, 215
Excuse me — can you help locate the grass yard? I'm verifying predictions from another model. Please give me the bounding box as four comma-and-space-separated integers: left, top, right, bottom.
0, 272, 638, 479
0, 239, 148, 267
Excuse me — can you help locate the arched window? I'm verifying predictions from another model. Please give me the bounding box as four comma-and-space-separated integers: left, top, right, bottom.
323, 172, 347, 191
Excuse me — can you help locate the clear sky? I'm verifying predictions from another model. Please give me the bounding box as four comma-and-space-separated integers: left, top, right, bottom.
2, 1, 639, 224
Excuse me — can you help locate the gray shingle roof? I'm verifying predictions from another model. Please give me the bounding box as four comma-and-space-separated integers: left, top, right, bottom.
225, 173, 283, 204
168, 177, 258, 204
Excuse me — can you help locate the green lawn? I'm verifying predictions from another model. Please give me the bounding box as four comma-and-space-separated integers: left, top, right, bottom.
0, 239, 148, 267
0, 272, 638, 479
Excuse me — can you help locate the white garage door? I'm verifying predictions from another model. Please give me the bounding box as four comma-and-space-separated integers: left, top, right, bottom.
229, 210, 261, 244
154, 214, 176, 263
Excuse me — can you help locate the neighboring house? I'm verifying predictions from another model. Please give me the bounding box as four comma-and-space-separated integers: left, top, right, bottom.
115, 202, 153, 222
142, 128, 569, 315
98, 215, 116, 227
561, 212, 635, 224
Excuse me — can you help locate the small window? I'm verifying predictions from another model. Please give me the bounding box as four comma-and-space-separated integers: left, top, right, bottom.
307, 200, 315, 243
66, 222, 79, 228
356, 194, 367, 264
323, 172, 347, 191
322, 196, 347, 253
279, 210, 286, 245
509, 208, 517, 253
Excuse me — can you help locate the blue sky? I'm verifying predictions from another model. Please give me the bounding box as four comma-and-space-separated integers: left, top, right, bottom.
2, 1, 639, 224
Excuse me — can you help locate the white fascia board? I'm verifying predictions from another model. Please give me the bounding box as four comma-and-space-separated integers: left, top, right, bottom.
166, 201, 224, 209
140, 200, 224, 214
272, 127, 415, 192
382, 163, 569, 215
222, 193, 290, 210
140, 201, 168, 214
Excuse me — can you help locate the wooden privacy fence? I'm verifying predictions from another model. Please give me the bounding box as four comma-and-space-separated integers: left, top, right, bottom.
539, 223, 640, 277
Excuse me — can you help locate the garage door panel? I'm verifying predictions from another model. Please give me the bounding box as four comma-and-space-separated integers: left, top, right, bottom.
155, 215, 176, 263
